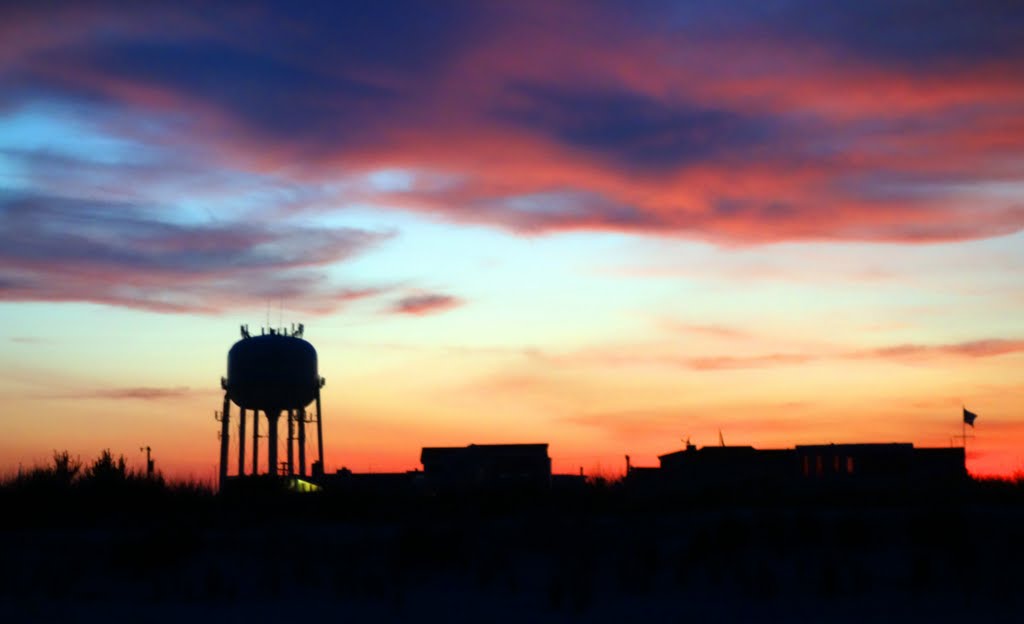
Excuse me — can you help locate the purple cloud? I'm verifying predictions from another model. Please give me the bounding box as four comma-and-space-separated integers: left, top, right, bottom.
0, 0, 1020, 297
0, 191, 391, 313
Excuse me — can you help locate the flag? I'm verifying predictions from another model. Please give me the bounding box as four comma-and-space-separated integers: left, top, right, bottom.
963, 407, 978, 427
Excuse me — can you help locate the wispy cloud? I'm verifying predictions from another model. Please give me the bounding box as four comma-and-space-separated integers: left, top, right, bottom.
55, 386, 212, 401
485, 337, 1024, 373
657, 320, 752, 340
687, 353, 819, 370
683, 337, 1024, 370
388, 293, 463, 316
861, 339, 1024, 360
0, 192, 393, 313
8, 336, 46, 344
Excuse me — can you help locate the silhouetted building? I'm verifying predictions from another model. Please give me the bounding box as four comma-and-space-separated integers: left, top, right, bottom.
420, 443, 552, 491
658, 445, 795, 488
631, 442, 966, 492
320, 468, 419, 494
797, 443, 966, 484
912, 446, 969, 480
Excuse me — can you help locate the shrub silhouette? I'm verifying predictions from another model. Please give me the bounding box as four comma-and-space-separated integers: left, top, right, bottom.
51, 450, 82, 485
7, 450, 83, 495
83, 448, 129, 485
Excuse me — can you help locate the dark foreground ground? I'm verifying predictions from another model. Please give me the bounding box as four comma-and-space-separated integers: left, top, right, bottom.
1, 475, 1022, 623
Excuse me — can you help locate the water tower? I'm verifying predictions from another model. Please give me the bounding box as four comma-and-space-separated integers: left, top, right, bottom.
217, 324, 326, 488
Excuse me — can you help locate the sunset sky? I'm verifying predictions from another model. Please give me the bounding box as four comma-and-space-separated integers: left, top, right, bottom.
1, 1, 1022, 480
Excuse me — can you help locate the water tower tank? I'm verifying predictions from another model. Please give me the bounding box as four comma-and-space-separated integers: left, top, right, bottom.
226, 332, 319, 411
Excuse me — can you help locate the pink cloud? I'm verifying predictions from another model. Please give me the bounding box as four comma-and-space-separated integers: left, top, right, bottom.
684, 338, 1024, 370
3, 3, 1021, 249
688, 353, 819, 370
56, 386, 210, 401
471, 336, 1024, 374
389, 293, 463, 316
865, 339, 1024, 360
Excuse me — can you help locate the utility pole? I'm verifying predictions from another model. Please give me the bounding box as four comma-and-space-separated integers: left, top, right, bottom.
139, 446, 154, 478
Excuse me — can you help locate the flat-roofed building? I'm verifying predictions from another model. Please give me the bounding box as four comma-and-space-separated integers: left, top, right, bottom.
420, 443, 552, 491
635, 442, 966, 492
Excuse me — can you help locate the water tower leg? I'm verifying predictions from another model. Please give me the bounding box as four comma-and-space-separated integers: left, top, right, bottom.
298, 408, 307, 477
267, 410, 280, 477
287, 409, 295, 476
219, 394, 231, 489
252, 409, 260, 475
316, 387, 325, 472
238, 408, 247, 476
